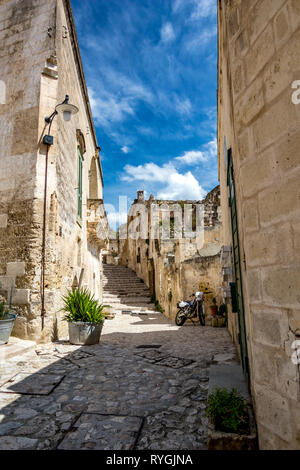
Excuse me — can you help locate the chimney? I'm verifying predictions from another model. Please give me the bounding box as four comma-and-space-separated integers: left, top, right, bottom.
137, 190, 144, 202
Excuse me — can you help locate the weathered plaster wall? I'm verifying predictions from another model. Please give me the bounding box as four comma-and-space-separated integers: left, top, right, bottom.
0, 0, 107, 342
218, 0, 300, 450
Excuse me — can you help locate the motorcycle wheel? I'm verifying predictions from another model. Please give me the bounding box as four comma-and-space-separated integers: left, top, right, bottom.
175, 309, 187, 326
198, 303, 205, 326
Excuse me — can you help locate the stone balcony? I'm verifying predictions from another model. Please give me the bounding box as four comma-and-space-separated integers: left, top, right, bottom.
86, 199, 109, 249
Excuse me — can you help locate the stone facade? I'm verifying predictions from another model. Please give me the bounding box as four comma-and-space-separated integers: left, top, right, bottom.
0, 0, 108, 342
111, 187, 222, 320
218, 0, 300, 449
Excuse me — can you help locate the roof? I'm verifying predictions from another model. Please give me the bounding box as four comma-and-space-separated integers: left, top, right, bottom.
63, 0, 104, 186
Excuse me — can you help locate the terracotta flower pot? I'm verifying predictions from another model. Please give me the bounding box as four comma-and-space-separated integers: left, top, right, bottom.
210, 305, 218, 316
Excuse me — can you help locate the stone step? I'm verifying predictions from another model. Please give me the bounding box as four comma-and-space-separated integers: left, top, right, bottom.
103, 280, 144, 284
103, 288, 150, 293
103, 280, 144, 283
103, 297, 152, 305
103, 276, 143, 282
0, 337, 36, 360
104, 285, 146, 290
103, 276, 143, 280
102, 264, 155, 314
103, 294, 151, 299
107, 302, 156, 308
104, 299, 152, 305
103, 269, 135, 272
104, 294, 150, 298
103, 284, 145, 288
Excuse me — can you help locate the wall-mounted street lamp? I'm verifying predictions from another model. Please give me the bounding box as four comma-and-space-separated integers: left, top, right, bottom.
41, 95, 79, 329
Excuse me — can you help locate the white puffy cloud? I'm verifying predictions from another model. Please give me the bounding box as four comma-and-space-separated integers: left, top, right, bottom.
190, 0, 216, 20
157, 171, 206, 200
160, 22, 176, 43
120, 136, 217, 200
122, 162, 205, 200
175, 138, 217, 165
121, 146, 130, 154
173, 0, 216, 19
122, 162, 173, 183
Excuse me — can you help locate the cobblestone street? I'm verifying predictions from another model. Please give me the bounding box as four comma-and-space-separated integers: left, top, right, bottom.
0, 312, 237, 450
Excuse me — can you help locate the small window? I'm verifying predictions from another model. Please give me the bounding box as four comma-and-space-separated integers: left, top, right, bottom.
77, 146, 83, 220
137, 247, 141, 264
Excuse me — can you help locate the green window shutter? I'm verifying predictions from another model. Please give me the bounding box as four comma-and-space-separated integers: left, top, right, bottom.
227, 149, 250, 387
77, 147, 83, 220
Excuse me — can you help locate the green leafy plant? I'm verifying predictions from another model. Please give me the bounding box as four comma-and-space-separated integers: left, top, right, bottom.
206, 388, 249, 434
0, 302, 9, 320
168, 289, 173, 302
61, 288, 108, 324
154, 300, 164, 313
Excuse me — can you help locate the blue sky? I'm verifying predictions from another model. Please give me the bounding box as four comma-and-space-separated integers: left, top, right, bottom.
71, 0, 218, 227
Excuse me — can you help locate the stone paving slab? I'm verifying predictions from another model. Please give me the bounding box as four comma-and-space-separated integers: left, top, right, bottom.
135, 349, 169, 362
157, 356, 194, 369
209, 364, 250, 401
0, 435, 38, 450
0, 372, 64, 395
0, 337, 36, 360
58, 413, 143, 450
0, 309, 239, 450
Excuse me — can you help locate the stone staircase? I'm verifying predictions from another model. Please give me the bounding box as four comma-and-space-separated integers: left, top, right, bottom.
102, 264, 157, 314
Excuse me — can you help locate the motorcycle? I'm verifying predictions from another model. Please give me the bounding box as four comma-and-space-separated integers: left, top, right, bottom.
175, 291, 206, 326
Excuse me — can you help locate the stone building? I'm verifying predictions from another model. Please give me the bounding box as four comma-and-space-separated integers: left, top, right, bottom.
218, 0, 300, 449
0, 0, 108, 342
114, 187, 222, 320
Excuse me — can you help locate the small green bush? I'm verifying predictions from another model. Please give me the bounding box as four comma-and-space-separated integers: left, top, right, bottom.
0, 302, 10, 320
61, 288, 108, 324
154, 300, 164, 313
206, 388, 249, 434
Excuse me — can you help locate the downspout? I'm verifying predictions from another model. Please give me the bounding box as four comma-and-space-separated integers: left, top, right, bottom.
41, 119, 54, 330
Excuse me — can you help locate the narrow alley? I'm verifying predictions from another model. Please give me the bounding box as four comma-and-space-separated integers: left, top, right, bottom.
0, 268, 237, 450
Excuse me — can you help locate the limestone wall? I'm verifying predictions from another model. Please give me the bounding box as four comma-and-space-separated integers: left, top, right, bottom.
218, 0, 300, 449
0, 0, 106, 342
115, 187, 223, 320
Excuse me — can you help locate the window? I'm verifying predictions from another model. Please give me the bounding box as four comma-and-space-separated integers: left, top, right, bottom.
77, 146, 83, 220
137, 247, 141, 264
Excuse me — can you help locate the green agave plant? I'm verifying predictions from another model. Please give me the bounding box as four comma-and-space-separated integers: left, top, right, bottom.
61, 288, 109, 324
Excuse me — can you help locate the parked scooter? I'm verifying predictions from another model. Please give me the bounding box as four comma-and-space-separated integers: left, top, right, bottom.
175, 292, 206, 326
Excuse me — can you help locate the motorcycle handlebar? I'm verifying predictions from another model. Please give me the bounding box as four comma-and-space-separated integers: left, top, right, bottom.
190, 291, 213, 297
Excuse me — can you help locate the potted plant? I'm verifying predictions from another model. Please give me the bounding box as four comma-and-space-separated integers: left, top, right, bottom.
61, 288, 108, 345
209, 298, 218, 316
0, 298, 17, 345
206, 388, 257, 450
